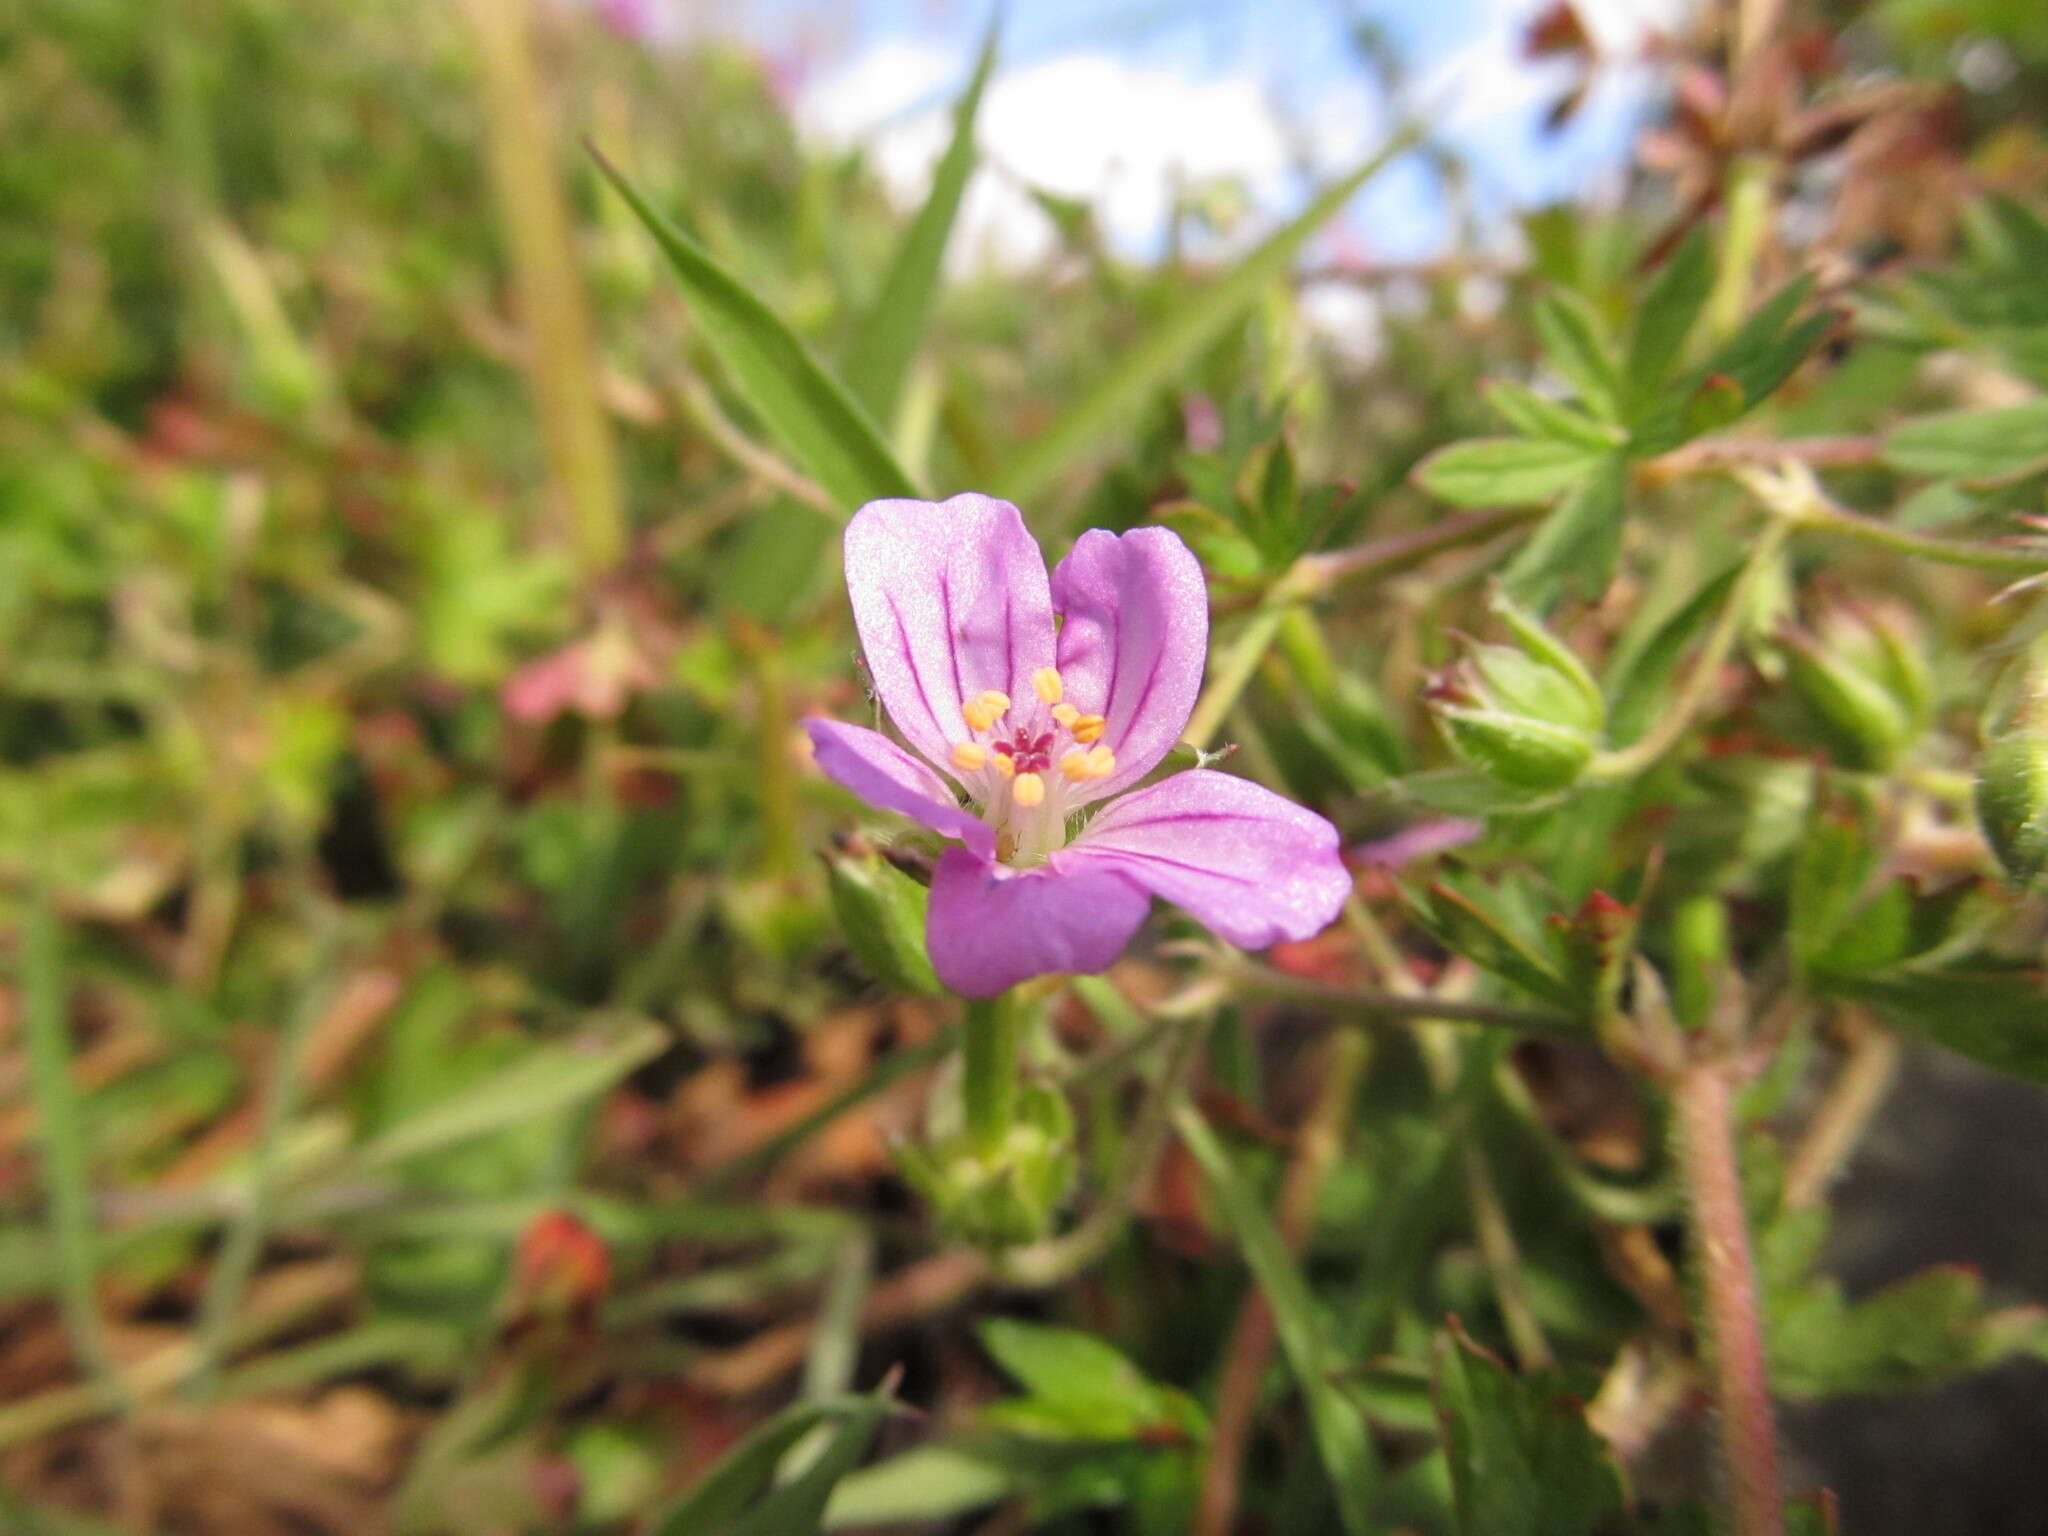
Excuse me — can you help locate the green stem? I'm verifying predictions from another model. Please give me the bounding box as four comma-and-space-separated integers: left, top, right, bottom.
1587, 517, 1791, 781
1672, 1062, 1784, 1536
962, 992, 1026, 1156
188, 926, 345, 1401
1707, 155, 1773, 342
1186, 605, 1289, 750
1798, 499, 2048, 575
19, 888, 126, 1413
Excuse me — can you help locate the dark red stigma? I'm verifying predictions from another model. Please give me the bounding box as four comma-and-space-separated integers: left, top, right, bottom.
993, 730, 1056, 774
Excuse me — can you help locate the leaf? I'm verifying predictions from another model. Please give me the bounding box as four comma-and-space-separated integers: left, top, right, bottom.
1771, 1262, 2048, 1399
593, 152, 919, 512
1624, 226, 1714, 404
978, 1319, 1188, 1439
841, 19, 998, 424
825, 1446, 1014, 1529
1501, 451, 1629, 609
352, 1025, 664, 1171
1413, 437, 1601, 507
1819, 967, 2048, 1081
1533, 290, 1624, 422
1884, 401, 2048, 482
650, 1390, 895, 1536
999, 126, 1420, 508
1432, 1326, 1623, 1536
1633, 276, 1833, 454
1175, 1105, 1377, 1535
1482, 380, 1622, 451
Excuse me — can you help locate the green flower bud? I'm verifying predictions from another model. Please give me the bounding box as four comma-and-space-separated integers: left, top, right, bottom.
1429, 593, 1605, 790
1975, 647, 2048, 889
1779, 599, 1931, 772
825, 846, 941, 996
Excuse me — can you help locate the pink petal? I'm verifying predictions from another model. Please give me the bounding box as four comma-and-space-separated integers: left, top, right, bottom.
1050, 526, 1208, 799
805, 718, 994, 858
844, 494, 1058, 776
1067, 770, 1351, 950
926, 846, 1151, 997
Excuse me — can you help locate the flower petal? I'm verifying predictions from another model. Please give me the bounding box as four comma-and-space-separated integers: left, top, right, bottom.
805, 718, 994, 858
926, 846, 1151, 997
844, 494, 1057, 774
1050, 526, 1208, 798
1067, 770, 1351, 950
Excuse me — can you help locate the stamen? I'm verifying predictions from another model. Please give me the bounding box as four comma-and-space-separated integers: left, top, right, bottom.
980, 689, 1011, 714
1071, 713, 1107, 744
1085, 744, 1115, 778
992, 752, 1016, 778
951, 742, 988, 771
962, 697, 997, 732
1059, 749, 1091, 782
1012, 771, 1045, 807
1032, 667, 1064, 705
1051, 703, 1080, 728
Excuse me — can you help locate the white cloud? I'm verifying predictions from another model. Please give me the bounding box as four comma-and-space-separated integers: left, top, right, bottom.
798, 44, 1296, 268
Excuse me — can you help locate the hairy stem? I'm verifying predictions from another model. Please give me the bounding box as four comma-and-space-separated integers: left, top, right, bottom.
1186, 604, 1288, 750
961, 993, 1026, 1156
1672, 1062, 1785, 1536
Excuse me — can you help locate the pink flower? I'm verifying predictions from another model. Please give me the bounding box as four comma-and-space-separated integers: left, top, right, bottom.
805, 494, 1351, 996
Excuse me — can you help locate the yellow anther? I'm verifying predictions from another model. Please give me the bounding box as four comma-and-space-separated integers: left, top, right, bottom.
1032, 667, 1065, 705
992, 752, 1016, 778
1085, 745, 1116, 778
1012, 771, 1046, 807
1051, 703, 1080, 727
961, 697, 997, 732
951, 741, 988, 772
1072, 713, 1107, 744
979, 689, 1011, 715
1059, 749, 1092, 782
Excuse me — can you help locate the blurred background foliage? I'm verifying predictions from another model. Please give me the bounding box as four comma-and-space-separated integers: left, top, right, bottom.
4, 0, 2048, 1532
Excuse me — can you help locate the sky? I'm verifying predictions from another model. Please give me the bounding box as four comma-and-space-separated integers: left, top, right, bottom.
695, 0, 1697, 269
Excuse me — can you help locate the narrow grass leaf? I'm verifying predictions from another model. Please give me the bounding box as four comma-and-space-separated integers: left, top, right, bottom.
353, 1023, 664, 1171
1623, 226, 1713, 404
1175, 1103, 1376, 1534
999, 125, 1421, 509
842, 17, 998, 424
594, 151, 920, 512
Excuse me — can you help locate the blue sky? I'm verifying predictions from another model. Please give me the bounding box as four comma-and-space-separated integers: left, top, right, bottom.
716, 0, 1685, 264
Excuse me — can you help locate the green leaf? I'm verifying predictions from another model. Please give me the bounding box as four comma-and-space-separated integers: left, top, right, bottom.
1432, 1327, 1623, 1536
825, 1446, 1014, 1529
651, 1390, 895, 1536
841, 19, 998, 424
1819, 967, 2048, 1081
1771, 1264, 2048, 1399
1624, 226, 1714, 404
1633, 276, 1833, 454
1533, 290, 1625, 422
1884, 400, 2048, 482
978, 1318, 1204, 1441
1175, 1105, 1377, 1535
352, 1024, 664, 1172
1603, 562, 1742, 744
1413, 437, 1601, 507
1501, 451, 1629, 609
1482, 380, 1622, 451
593, 152, 919, 513
999, 126, 1420, 508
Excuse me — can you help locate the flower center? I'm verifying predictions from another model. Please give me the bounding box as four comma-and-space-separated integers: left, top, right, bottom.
947, 667, 1117, 865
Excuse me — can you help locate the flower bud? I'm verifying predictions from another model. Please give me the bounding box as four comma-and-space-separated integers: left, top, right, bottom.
825, 847, 941, 996
1778, 599, 1930, 772
1975, 647, 2048, 889
1429, 594, 1605, 790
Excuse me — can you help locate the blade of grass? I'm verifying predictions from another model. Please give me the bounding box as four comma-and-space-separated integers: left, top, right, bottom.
1175, 1103, 1378, 1535
841, 15, 998, 426
997, 123, 1421, 512
593, 149, 920, 513
186, 925, 345, 1401
349, 1022, 664, 1172
19, 888, 126, 1413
